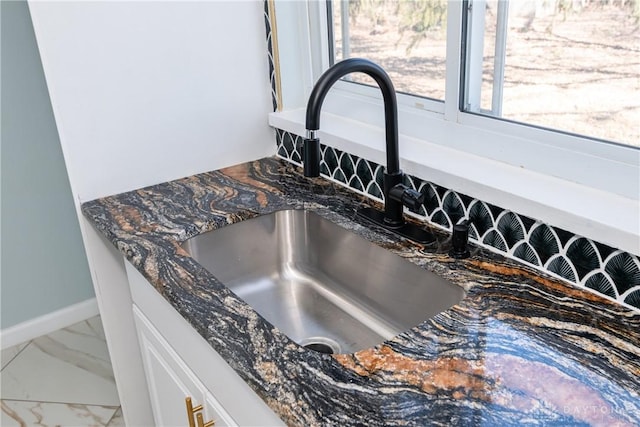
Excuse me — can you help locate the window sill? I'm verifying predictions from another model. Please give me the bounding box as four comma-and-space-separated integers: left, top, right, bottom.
269, 109, 639, 255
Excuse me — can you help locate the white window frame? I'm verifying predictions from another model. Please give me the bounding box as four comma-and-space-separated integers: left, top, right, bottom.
268, 0, 640, 255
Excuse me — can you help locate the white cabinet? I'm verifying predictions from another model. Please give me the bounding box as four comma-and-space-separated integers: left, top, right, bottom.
125, 261, 284, 427
134, 306, 237, 427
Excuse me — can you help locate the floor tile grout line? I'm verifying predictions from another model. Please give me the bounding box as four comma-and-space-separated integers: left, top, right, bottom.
104, 406, 122, 426
1, 400, 121, 427
0, 398, 120, 409
1, 341, 33, 372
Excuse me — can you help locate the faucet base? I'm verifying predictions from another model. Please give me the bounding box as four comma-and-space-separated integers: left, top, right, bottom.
357, 207, 436, 245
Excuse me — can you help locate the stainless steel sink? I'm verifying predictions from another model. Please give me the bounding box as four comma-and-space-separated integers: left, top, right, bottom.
181, 209, 465, 354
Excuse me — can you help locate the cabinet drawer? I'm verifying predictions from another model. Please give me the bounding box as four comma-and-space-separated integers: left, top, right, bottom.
134, 306, 237, 427
125, 260, 284, 427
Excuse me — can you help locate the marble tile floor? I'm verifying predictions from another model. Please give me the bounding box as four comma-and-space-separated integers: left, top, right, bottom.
1, 316, 124, 426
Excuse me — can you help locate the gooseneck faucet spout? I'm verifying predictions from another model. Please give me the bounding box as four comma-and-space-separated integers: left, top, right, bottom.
304, 58, 399, 177
303, 58, 435, 244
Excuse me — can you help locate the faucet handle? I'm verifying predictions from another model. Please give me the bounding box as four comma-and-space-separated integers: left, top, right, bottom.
388, 184, 425, 211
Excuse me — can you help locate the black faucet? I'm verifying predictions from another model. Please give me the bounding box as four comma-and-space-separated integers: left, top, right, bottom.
303, 58, 435, 244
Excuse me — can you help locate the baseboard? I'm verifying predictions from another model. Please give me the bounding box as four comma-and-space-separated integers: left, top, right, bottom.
0, 298, 99, 349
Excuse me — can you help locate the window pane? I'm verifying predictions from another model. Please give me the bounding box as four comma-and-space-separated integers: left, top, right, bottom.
330, 0, 448, 101
463, 1, 640, 146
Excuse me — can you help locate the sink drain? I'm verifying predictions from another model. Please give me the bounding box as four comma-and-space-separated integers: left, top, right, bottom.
300, 337, 341, 355
304, 342, 334, 354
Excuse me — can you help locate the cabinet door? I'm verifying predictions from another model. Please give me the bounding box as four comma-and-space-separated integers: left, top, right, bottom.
203, 391, 238, 427
140, 334, 204, 427
126, 260, 284, 426
134, 306, 237, 427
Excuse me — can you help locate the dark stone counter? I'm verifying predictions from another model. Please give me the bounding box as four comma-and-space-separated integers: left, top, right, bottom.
82, 157, 640, 426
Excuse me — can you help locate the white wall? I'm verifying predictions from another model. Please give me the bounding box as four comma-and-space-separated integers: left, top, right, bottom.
1, 0, 93, 331
29, 0, 275, 202
28, 2, 276, 424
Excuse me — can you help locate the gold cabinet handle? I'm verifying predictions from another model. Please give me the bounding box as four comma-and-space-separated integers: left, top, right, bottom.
196, 411, 215, 427
185, 397, 204, 427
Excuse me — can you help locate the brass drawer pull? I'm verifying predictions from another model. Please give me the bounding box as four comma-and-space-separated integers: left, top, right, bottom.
185, 397, 204, 427
196, 411, 215, 427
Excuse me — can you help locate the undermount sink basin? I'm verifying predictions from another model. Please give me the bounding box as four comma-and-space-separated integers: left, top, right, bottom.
181, 209, 465, 354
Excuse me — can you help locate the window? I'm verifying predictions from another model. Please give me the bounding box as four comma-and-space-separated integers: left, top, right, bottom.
329, 0, 639, 147
462, 0, 639, 145
269, 0, 639, 207
330, 0, 448, 102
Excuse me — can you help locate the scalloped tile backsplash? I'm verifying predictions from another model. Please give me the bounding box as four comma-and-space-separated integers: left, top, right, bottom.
275, 129, 640, 311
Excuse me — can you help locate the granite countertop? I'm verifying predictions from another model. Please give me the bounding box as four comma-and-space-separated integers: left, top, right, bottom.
82, 157, 640, 426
